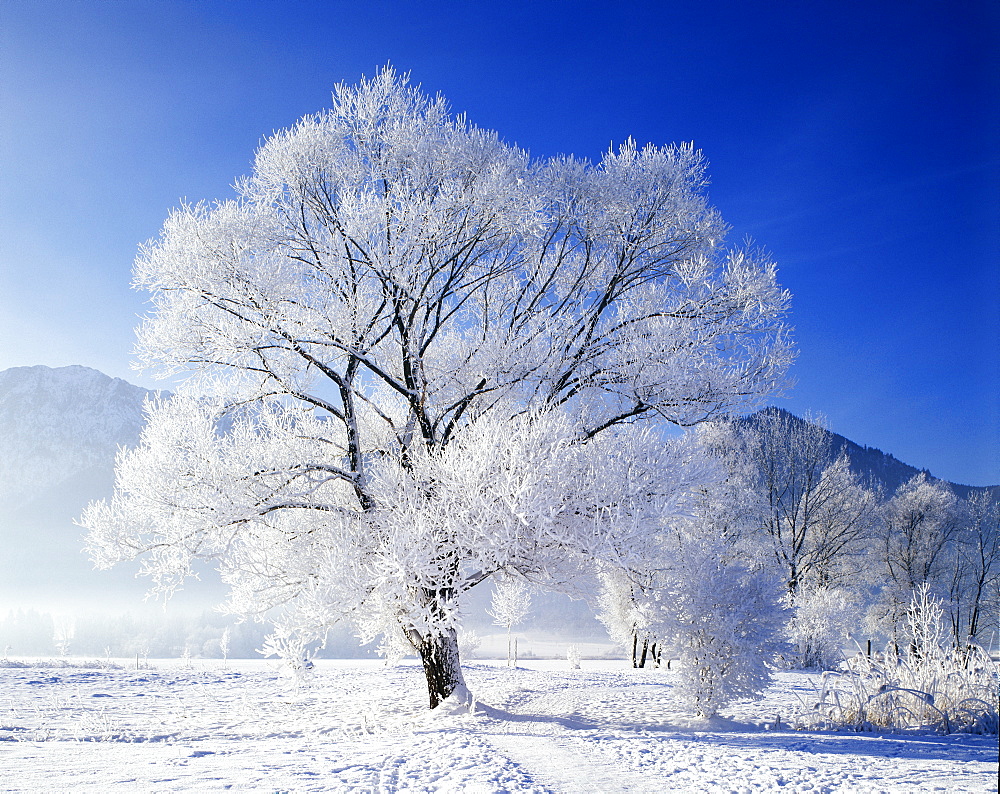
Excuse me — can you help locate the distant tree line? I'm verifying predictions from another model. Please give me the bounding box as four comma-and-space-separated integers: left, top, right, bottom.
0, 609, 375, 660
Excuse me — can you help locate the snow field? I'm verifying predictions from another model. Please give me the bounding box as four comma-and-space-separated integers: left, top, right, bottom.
1, 658, 996, 792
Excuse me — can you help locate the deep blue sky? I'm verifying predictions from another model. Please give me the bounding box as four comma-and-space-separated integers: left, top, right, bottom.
1, 1, 997, 485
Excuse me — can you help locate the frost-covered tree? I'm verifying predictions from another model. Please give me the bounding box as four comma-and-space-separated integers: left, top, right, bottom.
596, 566, 657, 667
81, 68, 791, 708
880, 475, 960, 591
953, 490, 1000, 644
933, 489, 999, 647
656, 529, 788, 717
457, 628, 482, 658
784, 585, 859, 669
53, 617, 75, 658
732, 409, 878, 594
487, 576, 532, 667
596, 427, 789, 697
595, 426, 734, 670
868, 474, 961, 645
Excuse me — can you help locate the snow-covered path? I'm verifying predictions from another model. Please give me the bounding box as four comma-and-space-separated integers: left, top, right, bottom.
1, 659, 996, 792
471, 666, 998, 793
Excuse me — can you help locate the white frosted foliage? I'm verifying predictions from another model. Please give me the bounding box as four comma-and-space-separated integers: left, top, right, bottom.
661, 534, 788, 717
80, 67, 791, 708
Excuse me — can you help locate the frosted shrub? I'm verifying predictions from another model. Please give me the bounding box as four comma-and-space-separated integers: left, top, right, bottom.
261, 628, 316, 688
800, 586, 999, 734
457, 629, 481, 658
567, 644, 582, 670
660, 539, 788, 717
786, 586, 858, 670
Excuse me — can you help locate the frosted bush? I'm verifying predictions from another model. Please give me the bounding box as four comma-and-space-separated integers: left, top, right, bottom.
785, 586, 858, 669
659, 538, 788, 717
458, 629, 481, 658
799, 586, 999, 734
567, 644, 582, 669
261, 628, 316, 688
76, 708, 130, 742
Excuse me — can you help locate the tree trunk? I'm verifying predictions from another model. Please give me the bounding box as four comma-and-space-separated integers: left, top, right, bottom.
412, 627, 468, 709
968, 598, 981, 642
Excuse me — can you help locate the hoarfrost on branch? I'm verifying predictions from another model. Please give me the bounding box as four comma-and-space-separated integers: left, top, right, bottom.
81, 67, 792, 708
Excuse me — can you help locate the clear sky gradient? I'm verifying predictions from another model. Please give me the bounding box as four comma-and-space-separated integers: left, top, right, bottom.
1, 0, 997, 485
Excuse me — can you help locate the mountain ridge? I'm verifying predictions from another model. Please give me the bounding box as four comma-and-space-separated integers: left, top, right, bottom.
0, 365, 188, 610
0, 364, 165, 509
744, 406, 996, 498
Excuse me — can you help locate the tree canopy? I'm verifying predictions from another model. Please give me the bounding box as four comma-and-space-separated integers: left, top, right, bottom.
82, 68, 792, 707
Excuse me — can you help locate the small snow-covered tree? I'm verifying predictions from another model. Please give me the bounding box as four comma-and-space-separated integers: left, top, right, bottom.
80, 68, 791, 709
219, 627, 231, 667
869, 474, 961, 646
596, 426, 733, 670
658, 530, 788, 717
596, 566, 656, 667
53, 617, 75, 658
785, 585, 859, 669
488, 576, 532, 666
457, 628, 481, 658
597, 427, 788, 699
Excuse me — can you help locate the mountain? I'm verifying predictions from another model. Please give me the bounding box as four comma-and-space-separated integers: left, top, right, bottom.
0, 366, 226, 612
739, 407, 996, 499
0, 365, 159, 510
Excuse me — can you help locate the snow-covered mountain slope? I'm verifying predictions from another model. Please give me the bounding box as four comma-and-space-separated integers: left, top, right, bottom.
0, 364, 160, 510
0, 365, 180, 610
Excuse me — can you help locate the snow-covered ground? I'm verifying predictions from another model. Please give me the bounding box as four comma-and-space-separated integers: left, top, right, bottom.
1, 657, 996, 792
